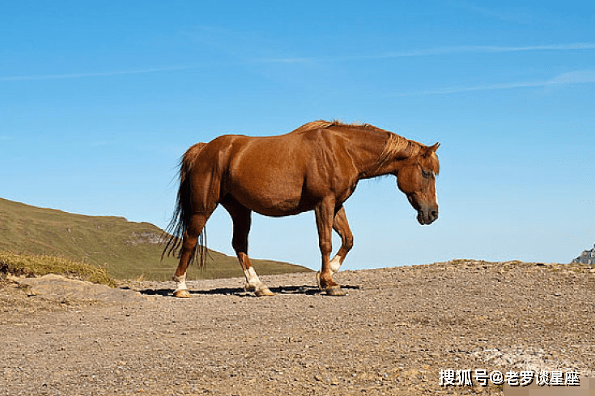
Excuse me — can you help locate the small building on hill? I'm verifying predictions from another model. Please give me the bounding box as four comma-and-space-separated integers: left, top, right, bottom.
573, 244, 595, 265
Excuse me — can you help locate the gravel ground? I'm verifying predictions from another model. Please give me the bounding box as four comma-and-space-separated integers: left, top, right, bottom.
1, 260, 595, 395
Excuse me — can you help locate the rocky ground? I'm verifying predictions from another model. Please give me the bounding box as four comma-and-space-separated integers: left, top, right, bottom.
1, 260, 595, 395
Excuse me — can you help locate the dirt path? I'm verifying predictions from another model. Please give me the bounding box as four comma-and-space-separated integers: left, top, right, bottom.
2, 260, 595, 395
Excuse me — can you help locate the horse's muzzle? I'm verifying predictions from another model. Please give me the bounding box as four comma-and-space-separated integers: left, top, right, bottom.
417, 207, 439, 225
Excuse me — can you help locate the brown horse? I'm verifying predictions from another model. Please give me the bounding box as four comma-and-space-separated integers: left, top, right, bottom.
163, 120, 440, 297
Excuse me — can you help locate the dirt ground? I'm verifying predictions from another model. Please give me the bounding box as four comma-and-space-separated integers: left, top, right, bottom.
1, 260, 595, 396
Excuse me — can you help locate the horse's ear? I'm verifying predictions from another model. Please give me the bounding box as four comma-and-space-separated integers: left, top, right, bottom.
422, 142, 440, 158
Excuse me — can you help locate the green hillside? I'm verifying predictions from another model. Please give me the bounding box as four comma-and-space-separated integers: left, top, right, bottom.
0, 198, 311, 281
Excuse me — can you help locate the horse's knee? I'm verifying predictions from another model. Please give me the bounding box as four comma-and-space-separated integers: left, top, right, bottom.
319, 240, 332, 256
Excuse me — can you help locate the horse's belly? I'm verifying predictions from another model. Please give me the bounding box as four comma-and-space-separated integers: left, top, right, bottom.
229, 177, 311, 216
251, 197, 306, 217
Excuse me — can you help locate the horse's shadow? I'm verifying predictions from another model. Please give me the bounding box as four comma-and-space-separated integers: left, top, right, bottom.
135, 284, 359, 297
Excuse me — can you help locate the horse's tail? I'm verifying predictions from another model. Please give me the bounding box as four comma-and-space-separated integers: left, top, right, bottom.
162, 142, 209, 268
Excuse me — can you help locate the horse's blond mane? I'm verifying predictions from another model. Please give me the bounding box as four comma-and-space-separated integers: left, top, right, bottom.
292, 120, 334, 132
378, 133, 420, 165
294, 120, 438, 173
293, 120, 375, 133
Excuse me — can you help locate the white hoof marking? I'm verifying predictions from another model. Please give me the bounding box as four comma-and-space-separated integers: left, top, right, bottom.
329, 255, 343, 274
244, 267, 270, 294
172, 273, 188, 293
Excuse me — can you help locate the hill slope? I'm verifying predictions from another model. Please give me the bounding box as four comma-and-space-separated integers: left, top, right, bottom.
0, 198, 310, 280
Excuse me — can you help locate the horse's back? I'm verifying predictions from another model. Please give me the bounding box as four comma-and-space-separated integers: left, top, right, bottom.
203, 129, 325, 165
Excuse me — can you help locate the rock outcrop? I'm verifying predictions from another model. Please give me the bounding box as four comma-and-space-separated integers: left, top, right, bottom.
573, 244, 595, 265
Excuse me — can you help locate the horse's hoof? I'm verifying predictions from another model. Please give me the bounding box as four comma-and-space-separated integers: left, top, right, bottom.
254, 286, 275, 297
325, 285, 347, 296
173, 289, 191, 298
317, 272, 344, 295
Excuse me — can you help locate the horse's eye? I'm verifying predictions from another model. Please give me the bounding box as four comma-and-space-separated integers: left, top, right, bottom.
422, 170, 433, 179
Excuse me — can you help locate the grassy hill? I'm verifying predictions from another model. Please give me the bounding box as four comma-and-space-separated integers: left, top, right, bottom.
0, 198, 311, 281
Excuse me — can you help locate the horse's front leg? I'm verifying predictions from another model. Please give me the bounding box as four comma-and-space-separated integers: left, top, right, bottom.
315, 199, 346, 296
329, 206, 353, 275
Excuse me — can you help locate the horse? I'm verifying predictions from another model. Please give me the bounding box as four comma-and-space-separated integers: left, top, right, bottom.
163, 120, 440, 297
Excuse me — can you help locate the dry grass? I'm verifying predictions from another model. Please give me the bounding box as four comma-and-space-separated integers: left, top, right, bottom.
0, 250, 116, 287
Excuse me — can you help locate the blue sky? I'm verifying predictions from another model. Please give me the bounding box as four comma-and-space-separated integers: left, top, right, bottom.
1, 1, 594, 270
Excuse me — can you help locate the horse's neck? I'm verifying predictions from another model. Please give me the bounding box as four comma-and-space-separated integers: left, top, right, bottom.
345, 130, 397, 179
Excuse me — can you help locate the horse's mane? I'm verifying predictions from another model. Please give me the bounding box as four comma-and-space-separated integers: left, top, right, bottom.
378, 133, 431, 170
294, 120, 439, 173
293, 119, 376, 132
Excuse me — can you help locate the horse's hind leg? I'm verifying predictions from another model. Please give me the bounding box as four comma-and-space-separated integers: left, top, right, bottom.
172, 212, 210, 298
222, 197, 274, 297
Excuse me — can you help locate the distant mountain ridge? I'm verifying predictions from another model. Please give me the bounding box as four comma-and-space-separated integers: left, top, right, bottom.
0, 197, 310, 280
573, 244, 595, 265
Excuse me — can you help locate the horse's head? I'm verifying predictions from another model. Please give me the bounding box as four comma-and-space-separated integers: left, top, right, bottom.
396, 142, 440, 225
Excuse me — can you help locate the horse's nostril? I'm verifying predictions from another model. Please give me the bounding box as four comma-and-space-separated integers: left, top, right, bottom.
431, 210, 439, 219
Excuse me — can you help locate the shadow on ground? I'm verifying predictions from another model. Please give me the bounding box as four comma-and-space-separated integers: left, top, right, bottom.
134, 284, 360, 297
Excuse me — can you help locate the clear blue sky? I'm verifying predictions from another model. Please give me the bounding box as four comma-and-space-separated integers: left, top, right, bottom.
1, 1, 594, 270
